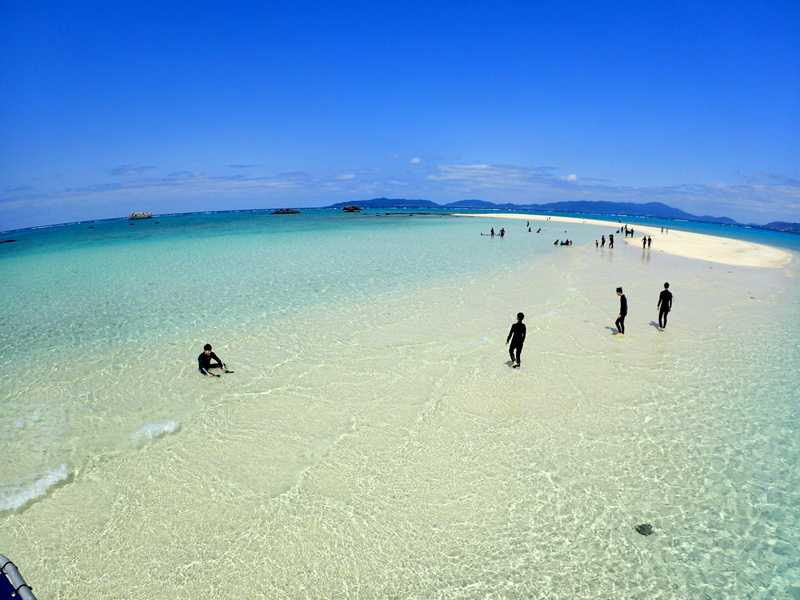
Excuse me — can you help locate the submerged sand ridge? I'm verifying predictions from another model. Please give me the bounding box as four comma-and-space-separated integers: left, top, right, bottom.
2, 213, 798, 599
459, 213, 793, 268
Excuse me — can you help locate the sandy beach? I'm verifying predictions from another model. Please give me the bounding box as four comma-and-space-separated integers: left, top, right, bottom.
458, 212, 794, 269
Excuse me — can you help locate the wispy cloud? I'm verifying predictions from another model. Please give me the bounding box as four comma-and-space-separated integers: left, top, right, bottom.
410, 157, 421, 164
426, 164, 551, 187
111, 165, 156, 176
168, 171, 204, 178
743, 172, 800, 187
228, 164, 262, 169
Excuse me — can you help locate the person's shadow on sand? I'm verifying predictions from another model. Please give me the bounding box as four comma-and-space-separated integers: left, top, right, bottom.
605, 327, 620, 335
649, 321, 661, 329
505, 360, 515, 368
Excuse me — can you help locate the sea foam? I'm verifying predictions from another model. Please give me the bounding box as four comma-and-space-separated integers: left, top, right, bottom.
130, 420, 181, 444
0, 464, 70, 512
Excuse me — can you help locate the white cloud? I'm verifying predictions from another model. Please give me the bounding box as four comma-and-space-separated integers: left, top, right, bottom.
111, 165, 156, 176
335, 173, 355, 180
410, 157, 421, 164
426, 164, 539, 187
558, 174, 578, 182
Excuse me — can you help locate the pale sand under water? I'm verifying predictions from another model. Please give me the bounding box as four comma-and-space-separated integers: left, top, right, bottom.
1, 215, 798, 599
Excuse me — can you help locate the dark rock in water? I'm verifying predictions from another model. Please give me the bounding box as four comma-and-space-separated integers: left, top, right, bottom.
635, 523, 654, 536
342, 205, 362, 212
0, 239, 16, 244
271, 209, 300, 214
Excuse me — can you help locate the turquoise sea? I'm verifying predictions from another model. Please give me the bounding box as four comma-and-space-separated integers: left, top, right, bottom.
1, 209, 799, 599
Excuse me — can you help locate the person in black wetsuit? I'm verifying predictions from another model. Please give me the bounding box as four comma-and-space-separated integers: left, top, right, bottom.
506, 312, 527, 368
657, 282, 673, 330
615, 287, 627, 335
198, 343, 229, 376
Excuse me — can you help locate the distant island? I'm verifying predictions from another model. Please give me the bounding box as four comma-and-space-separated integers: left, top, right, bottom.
761, 221, 800, 234
325, 198, 799, 233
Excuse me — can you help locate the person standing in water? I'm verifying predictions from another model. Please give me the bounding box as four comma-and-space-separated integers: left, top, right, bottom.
198, 343, 230, 377
506, 312, 526, 368
657, 282, 673, 330
615, 287, 627, 336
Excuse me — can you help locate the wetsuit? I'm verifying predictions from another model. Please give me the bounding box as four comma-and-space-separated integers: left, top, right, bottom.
615, 294, 627, 334
658, 289, 673, 329
198, 351, 226, 375
507, 321, 526, 366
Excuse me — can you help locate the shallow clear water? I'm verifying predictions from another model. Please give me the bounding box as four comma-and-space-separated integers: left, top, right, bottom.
1, 211, 798, 599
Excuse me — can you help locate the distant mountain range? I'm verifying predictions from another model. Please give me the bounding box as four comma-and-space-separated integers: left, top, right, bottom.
326, 198, 799, 233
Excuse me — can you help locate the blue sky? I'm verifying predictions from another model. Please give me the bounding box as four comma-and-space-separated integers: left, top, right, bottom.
1, 0, 798, 230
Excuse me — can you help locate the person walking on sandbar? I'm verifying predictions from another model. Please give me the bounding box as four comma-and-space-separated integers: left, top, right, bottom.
615, 287, 627, 336
657, 282, 673, 330
506, 312, 526, 368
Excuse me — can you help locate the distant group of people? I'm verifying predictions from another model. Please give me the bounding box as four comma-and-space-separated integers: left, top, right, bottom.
485, 223, 545, 237
595, 232, 655, 250
596, 234, 616, 248
555, 239, 573, 245
484, 227, 506, 238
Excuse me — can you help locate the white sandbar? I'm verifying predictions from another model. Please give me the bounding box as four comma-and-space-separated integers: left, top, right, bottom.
458, 212, 793, 269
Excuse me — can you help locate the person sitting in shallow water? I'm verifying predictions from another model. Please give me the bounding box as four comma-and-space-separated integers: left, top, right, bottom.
198, 343, 230, 377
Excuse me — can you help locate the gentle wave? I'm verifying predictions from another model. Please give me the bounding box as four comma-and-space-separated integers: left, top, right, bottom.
0, 464, 70, 512
130, 420, 181, 443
